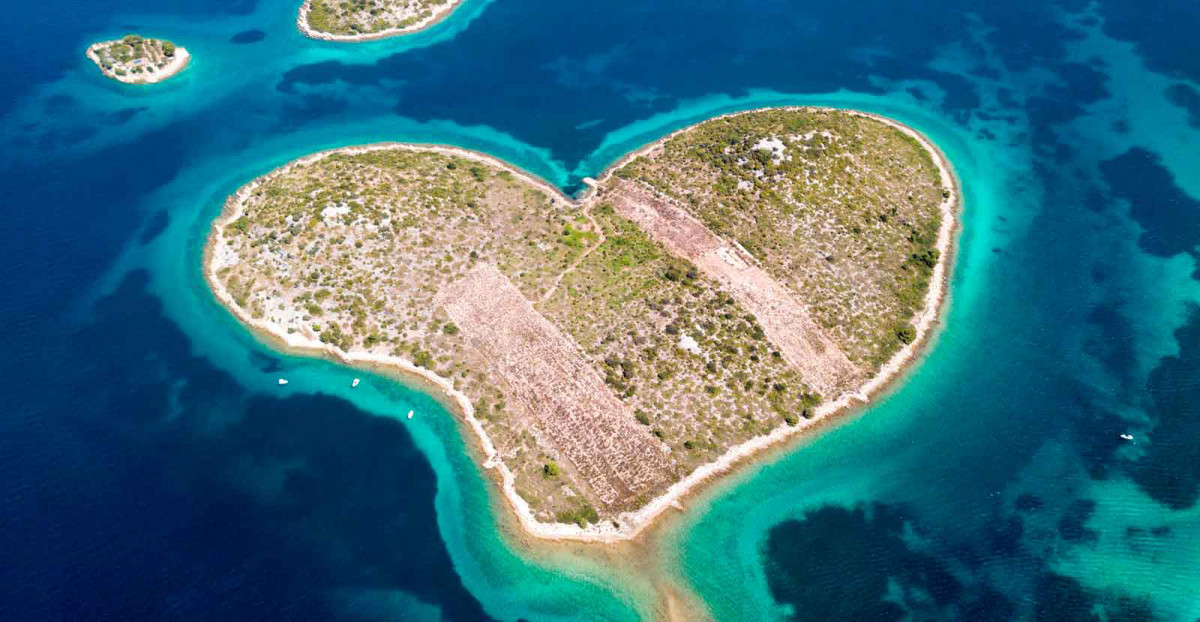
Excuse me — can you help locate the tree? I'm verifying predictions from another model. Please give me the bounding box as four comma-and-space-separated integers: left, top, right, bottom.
161, 41, 176, 57
543, 462, 560, 478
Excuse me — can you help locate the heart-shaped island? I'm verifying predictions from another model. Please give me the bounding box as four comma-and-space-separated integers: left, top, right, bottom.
206, 107, 957, 541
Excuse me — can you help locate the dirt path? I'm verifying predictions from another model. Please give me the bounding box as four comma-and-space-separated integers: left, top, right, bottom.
539, 204, 606, 305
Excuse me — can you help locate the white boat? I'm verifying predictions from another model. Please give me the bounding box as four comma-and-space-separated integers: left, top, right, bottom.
1120, 433, 1134, 441
407, 410, 414, 419
352, 378, 360, 388
278, 378, 289, 385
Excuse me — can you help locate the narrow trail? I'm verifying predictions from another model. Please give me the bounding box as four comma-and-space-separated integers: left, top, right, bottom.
539, 204, 605, 305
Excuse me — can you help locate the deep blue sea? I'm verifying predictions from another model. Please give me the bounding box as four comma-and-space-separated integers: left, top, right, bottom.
2, 0, 1199, 619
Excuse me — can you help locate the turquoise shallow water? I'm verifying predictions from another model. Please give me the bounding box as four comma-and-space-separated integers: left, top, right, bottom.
1, 0, 1199, 619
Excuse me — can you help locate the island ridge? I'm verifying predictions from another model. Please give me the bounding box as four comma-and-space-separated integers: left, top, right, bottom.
205, 108, 958, 541
87, 35, 189, 84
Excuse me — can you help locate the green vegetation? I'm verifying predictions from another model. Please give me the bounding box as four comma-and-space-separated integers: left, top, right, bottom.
541, 199, 814, 474
555, 503, 600, 528
89, 35, 184, 83
306, 0, 457, 36
620, 109, 944, 368
216, 147, 614, 521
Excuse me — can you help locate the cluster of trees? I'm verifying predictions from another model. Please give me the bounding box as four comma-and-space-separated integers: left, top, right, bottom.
317, 321, 353, 350
411, 347, 435, 368
603, 355, 638, 397
555, 502, 600, 528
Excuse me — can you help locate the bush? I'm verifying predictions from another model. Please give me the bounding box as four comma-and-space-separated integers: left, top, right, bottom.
543, 461, 560, 478
895, 323, 917, 344
412, 348, 435, 368
910, 248, 939, 269
318, 322, 350, 350
555, 503, 600, 528
442, 322, 459, 335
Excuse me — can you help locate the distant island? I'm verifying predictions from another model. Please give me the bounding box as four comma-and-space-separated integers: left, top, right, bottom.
205, 108, 958, 541
298, 0, 463, 41
87, 35, 190, 84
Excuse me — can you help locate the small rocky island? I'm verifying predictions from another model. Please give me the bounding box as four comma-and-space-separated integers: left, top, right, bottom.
206, 108, 956, 540
299, 0, 463, 40
87, 35, 189, 84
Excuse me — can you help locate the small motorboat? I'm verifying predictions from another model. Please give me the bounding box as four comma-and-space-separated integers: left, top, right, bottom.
407, 410, 414, 419
1120, 433, 1134, 441
278, 378, 289, 386
352, 378, 360, 388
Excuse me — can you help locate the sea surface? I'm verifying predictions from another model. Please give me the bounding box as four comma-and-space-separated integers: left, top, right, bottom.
1, 0, 1198, 619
